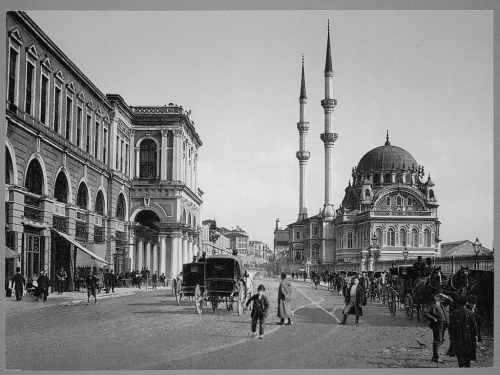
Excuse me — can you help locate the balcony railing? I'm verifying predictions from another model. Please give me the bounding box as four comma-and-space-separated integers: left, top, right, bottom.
24, 196, 43, 222
372, 210, 432, 217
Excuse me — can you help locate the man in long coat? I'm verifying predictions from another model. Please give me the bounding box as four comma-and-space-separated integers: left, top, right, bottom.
11, 267, 25, 301
448, 295, 478, 368
340, 276, 365, 325
277, 273, 293, 325
36, 270, 50, 303
359, 271, 370, 305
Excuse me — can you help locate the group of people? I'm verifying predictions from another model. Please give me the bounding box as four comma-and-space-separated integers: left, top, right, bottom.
244, 272, 293, 339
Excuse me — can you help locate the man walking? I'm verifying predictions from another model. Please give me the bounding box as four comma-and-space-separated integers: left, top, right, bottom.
86, 269, 99, 305
152, 271, 158, 289
424, 293, 452, 363
74, 268, 80, 291
36, 270, 50, 303
57, 267, 67, 295
340, 276, 365, 325
11, 267, 25, 301
448, 295, 478, 368
277, 273, 293, 325
360, 271, 370, 305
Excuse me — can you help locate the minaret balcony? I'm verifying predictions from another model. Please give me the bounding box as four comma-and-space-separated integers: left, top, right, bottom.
321, 98, 337, 108
320, 133, 338, 144
297, 122, 310, 131
296, 151, 310, 161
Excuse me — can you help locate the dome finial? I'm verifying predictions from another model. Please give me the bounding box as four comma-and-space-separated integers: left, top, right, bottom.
385, 130, 391, 146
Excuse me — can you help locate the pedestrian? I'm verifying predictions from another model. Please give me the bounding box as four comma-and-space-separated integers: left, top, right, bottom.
36, 270, 50, 303
423, 293, 452, 363
359, 271, 370, 305
96, 268, 104, 293
466, 295, 483, 342
136, 270, 141, 289
110, 270, 116, 293
277, 272, 293, 325
159, 273, 166, 287
104, 269, 111, 293
340, 276, 365, 325
245, 284, 269, 339
448, 295, 478, 368
74, 268, 80, 291
86, 269, 99, 305
424, 257, 436, 277
56, 267, 67, 295
152, 271, 158, 289
11, 267, 25, 301
303, 271, 307, 282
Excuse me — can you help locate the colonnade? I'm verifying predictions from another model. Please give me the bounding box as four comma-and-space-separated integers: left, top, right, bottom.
128, 232, 199, 279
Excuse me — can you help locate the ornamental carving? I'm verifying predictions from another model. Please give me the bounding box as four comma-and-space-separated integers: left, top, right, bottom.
296, 151, 310, 161
320, 132, 338, 144
173, 129, 183, 137
321, 98, 337, 107
297, 122, 309, 132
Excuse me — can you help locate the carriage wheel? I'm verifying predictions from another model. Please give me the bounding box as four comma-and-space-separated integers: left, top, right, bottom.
195, 284, 203, 314
405, 294, 413, 320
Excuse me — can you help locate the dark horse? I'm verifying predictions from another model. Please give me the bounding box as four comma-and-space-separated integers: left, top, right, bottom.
467, 269, 494, 338
443, 266, 470, 311
412, 267, 447, 321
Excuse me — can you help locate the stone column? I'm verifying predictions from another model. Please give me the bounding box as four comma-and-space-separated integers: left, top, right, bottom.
153, 243, 158, 274
160, 130, 168, 180
134, 147, 140, 178
182, 233, 188, 265
137, 239, 144, 271
188, 236, 194, 262
160, 236, 167, 276
170, 234, 180, 279
173, 130, 182, 182
129, 234, 135, 271
146, 242, 151, 273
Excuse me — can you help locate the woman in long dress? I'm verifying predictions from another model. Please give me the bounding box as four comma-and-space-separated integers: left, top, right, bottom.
277, 273, 293, 325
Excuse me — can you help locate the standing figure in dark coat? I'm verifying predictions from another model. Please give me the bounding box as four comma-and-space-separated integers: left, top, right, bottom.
86, 270, 99, 305
448, 295, 478, 368
74, 268, 80, 291
340, 277, 364, 325
36, 270, 50, 303
423, 293, 452, 363
277, 273, 293, 325
424, 257, 436, 277
110, 270, 116, 293
11, 267, 25, 301
152, 271, 158, 289
245, 284, 270, 339
104, 269, 111, 293
56, 267, 67, 295
359, 271, 370, 305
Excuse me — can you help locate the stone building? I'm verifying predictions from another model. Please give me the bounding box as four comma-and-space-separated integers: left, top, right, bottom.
5, 11, 203, 289
220, 226, 248, 255
201, 219, 230, 256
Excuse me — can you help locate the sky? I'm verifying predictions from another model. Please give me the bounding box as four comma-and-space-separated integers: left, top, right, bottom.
26, 9, 494, 251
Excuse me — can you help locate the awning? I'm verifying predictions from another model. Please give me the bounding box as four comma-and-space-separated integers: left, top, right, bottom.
50, 228, 111, 264
5, 246, 20, 258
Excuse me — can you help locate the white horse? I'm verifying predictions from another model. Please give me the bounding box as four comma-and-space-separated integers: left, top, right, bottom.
243, 271, 255, 310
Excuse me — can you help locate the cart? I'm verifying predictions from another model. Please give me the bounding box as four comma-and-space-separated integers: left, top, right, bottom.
173, 262, 206, 306
194, 255, 247, 315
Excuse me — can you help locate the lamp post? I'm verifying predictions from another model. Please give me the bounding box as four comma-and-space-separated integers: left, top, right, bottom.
403, 245, 409, 262
473, 237, 482, 269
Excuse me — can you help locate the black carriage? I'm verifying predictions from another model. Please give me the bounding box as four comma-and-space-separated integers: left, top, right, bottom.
391, 265, 418, 320
194, 255, 247, 315
173, 262, 206, 305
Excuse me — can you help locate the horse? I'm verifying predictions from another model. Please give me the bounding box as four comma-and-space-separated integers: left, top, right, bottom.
412, 267, 447, 321
467, 269, 494, 327
442, 266, 470, 311
375, 273, 388, 304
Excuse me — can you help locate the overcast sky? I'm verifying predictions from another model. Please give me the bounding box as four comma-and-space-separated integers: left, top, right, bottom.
26, 10, 493, 250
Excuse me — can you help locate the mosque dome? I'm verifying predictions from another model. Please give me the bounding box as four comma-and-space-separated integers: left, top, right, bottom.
356, 134, 419, 172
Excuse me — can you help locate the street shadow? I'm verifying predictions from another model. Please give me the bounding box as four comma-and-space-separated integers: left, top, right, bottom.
127, 301, 180, 307
294, 307, 336, 324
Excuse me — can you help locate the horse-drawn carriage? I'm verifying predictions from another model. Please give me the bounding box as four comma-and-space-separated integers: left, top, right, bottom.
172, 255, 252, 315
370, 269, 390, 304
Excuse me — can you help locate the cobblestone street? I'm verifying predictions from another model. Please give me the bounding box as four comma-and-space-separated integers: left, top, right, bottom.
5, 277, 494, 371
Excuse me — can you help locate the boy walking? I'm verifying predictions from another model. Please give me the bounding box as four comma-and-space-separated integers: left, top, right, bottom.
423, 293, 452, 363
245, 284, 269, 339
86, 270, 99, 305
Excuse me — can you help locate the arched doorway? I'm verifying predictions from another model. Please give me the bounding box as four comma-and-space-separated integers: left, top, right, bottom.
134, 210, 161, 275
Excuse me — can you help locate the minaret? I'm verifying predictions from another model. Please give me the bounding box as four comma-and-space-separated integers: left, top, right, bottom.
296, 54, 310, 221
320, 20, 338, 222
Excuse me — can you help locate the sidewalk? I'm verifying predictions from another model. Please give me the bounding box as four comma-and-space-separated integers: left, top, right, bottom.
4, 285, 172, 314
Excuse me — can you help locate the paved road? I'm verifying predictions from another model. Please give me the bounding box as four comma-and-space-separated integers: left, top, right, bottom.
5, 277, 494, 370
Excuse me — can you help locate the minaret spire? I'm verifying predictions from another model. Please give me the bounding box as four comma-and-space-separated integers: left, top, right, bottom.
320, 20, 338, 222
296, 54, 310, 221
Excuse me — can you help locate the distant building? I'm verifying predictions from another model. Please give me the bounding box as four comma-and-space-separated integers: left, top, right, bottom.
220, 226, 248, 255
201, 220, 230, 257
440, 240, 492, 257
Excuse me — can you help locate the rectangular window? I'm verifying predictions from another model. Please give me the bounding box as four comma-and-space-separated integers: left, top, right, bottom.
40, 75, 48, 125
296, 232, 300, 240
86, 114, 91, 153
125, 144, 129, 176
8, 48, 18, 106
54, 87, 61, 133
121, 139, 124, 172
65, 97, 72, 140
116, 136, 120, 170
95, 121, 100, 159
103, 128, 108, 164
25, 62, 35, 115
76, 107, 82, 147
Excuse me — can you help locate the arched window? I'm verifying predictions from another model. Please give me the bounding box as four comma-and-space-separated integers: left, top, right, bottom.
407, 196, 413, 206
411, 228, 419, 246
429, 189, 434, 199
347, 231, 353, 249
406, 174, 411, 184
373, 174, 380, 185
77, 183, 88, 210
54, 173, 69, 203
139, 139, 157, 179
116, 194, 126, 221
167, 131, 174, 181
386, 196, 391, 207
375, 228, 382, 247
400, 228, 406, 246
396, 195, 402, 206
388, 228, 395, 246
95, 191, 105, 216
294, 249, 302, 261
396, 173, 402, 183
311, 243, 319, 260
365, 189, 370, 197
424, 229, 431, 247
5, 150, 13, 184
25, 159, 44, 195
384, 174, 391, 183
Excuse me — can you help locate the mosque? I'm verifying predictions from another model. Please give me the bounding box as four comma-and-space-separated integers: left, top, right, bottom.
280, 22, 441, 274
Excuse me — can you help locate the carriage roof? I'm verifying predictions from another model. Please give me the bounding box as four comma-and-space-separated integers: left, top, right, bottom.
182, 262, 206, 287
205, 255, 244, 280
